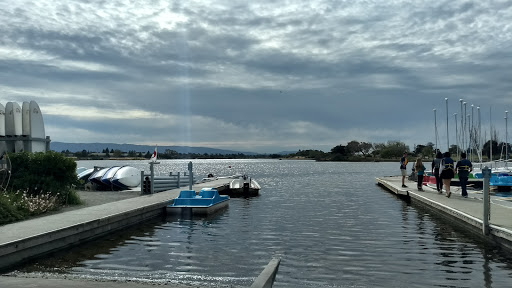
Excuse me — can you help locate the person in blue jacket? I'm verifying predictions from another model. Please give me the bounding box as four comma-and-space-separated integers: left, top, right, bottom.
440, 151, 455, 198
456, 152, 473, 198
415, 157, 426, 191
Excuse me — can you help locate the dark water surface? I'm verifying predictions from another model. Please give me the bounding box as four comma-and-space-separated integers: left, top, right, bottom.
12, 160, 512, 287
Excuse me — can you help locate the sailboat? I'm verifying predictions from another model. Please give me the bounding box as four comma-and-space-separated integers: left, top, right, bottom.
150, 145, 158, 162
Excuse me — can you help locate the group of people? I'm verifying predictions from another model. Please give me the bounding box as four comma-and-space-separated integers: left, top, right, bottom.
400, 151, 473, 198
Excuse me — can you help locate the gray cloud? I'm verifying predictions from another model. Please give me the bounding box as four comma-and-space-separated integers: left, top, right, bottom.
1, 0, 511, 153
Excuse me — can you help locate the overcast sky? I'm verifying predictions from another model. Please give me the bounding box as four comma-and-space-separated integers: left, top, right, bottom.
1, 0, 512, 153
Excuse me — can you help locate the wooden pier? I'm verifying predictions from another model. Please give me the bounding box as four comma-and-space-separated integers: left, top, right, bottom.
376, 176, 512, 253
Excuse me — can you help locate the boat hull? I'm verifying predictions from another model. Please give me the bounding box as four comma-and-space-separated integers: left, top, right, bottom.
228, 177, 260, 197
167, 189, 230, 215
111, 166, 141, 189
166, 200, 229, 215
88, 167, 110, 186
101, 166, 122, 186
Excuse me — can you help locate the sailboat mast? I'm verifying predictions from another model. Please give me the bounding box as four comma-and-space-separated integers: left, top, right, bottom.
459, 99, 464, 153
478, 106, 481, 162
433, 109, 438, 153
490, 106, 492, 163
454, 113, 458, 160
445, 98, 449, 152
506, 110, 509, 167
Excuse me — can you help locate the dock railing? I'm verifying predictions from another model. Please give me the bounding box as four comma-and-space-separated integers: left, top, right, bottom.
140, 161, 196, 194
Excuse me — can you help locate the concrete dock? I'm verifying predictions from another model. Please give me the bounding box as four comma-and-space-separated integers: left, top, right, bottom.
0, 179, 231, 285
376, 176, 512, 252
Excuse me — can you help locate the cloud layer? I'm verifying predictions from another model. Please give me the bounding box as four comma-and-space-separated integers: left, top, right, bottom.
1, 0, 512, 153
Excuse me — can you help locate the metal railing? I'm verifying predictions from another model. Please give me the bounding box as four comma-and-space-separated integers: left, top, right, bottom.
141, 161, 195, 194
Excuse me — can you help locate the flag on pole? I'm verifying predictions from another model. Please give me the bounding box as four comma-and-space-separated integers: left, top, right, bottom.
150, 145, 158, 162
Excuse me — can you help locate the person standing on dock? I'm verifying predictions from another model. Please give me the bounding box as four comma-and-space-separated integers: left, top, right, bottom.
456, 152, 473, 198
431, 151, 443, 193
400, 152, 408, 187
440, 151, 455, 198
415, 157, 426, 191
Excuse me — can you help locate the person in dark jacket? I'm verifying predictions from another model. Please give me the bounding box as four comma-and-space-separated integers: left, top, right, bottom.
431, 151, 443, 193
456, 152, 473, 198
440, 151, 455, 198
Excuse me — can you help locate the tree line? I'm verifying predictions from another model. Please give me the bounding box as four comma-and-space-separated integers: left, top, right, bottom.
288, 139, 511, 161
60, 147, 282, 160
59, 139, 511, 161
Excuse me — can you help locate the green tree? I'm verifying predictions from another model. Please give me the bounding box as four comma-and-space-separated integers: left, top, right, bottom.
379, 141, 409, 159
346, 140, 360, 155
330, 145, 347, 155
359, 142, 373, 156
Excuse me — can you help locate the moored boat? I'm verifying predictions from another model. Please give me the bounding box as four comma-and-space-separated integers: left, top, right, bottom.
228, 174, 260, 197
167, 188, 229, 215
111, 166, 141, 189
101, 166, 122, 187
88, 167, 110, 186
77, 168, 94, 182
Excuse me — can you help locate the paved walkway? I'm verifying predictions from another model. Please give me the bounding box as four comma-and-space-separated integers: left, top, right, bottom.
376, 176, 512, 250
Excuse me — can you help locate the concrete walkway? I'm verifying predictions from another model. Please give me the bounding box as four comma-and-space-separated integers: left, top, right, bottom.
376, 176, 512, 251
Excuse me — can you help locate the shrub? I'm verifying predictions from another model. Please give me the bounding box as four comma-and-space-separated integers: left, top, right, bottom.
8, 151, 78, 203
0, 194, 27, 225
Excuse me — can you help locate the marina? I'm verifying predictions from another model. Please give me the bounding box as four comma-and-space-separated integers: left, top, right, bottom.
3, 160, 512, 287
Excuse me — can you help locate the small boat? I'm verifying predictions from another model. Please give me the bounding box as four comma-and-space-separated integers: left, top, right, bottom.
76, 167, 88, 175
88, 167, 110, 186
77, 168, 94, 182
101, 166, 122, 187
200, 174, 242, 182
228, 174, 260, 197
111, 166, 141, 189
167, 188, 229, 215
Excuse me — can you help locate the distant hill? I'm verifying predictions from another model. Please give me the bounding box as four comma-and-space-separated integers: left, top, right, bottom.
50, 142, 258, 155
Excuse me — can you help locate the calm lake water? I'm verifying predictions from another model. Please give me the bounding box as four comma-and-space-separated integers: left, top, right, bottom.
13, 159, 512, 287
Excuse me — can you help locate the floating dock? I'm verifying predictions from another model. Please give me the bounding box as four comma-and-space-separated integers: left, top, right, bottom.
376, 176, 512, 252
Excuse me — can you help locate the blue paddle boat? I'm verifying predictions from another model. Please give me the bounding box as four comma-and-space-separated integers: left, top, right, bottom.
167, 188, 229, 215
